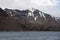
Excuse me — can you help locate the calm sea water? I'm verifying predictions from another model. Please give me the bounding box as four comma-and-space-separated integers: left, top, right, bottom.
0, 31, 60, 40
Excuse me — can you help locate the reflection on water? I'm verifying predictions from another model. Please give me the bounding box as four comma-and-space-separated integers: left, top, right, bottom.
0, 31, 60, 40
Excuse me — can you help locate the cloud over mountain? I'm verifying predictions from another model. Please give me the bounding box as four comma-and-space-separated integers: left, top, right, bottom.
0, 0, 60, 17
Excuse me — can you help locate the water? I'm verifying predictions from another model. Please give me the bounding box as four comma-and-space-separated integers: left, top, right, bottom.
0, 31, 60, 40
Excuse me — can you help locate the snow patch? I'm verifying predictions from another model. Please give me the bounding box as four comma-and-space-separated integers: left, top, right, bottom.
34, 16, 38, 21
55, 17, 60, 22
9, 11, 13, 16
39, 12, 45, 18
42, 13, 45, 18
9, 11, 16, 16
28, 12, 34, 17
29, 8, 35, 12
39, 12, 42, 17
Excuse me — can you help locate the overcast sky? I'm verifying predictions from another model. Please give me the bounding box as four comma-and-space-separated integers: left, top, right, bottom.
0, 0, 60, 17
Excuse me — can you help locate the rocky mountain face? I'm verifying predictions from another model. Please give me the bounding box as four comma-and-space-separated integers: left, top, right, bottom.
0, 8, 60, 31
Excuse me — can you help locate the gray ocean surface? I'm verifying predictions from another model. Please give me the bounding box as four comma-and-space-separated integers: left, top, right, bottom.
0, 31, 60, 40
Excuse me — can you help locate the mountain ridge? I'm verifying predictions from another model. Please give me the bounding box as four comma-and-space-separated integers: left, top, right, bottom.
0, 8, 60, 31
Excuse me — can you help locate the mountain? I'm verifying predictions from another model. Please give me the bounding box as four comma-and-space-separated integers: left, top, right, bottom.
0, 8, 60, 31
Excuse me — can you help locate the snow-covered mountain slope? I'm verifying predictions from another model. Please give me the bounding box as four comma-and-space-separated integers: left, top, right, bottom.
0, 8, 60, 31
4, 8, 60, 26
4, 8, 59, 21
